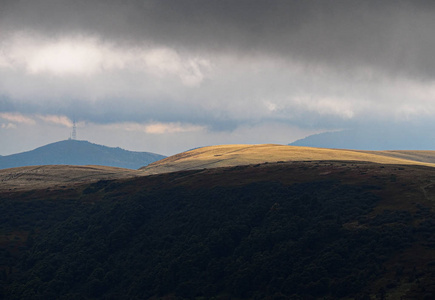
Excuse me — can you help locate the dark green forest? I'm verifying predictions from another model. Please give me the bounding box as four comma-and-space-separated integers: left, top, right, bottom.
1, 161, 435, 299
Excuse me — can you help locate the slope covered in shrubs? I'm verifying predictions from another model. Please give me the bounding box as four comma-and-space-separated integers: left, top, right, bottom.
1, 161, 435, 299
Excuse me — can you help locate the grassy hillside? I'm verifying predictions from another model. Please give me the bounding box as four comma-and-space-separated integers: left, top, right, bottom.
0, 165, 140, 191
140, 144, 435, 175
2, 144, 434, 193
355, 150, 435, 164
1, 160, 435, 299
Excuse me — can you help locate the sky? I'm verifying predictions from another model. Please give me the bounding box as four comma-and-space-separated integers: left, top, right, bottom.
1, 0, 435, 156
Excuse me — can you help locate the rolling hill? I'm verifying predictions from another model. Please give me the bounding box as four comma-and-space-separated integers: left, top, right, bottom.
0, 140, 165, 170
0, 165, 140, 191
3, 144, 435, 193
1, 159, 435, 299
139, 144, 435, 175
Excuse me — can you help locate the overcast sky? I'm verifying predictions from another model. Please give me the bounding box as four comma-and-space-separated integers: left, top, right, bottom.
1, 0, 435, 156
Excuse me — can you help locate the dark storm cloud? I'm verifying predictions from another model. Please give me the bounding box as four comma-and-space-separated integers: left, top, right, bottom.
2, 0, 435, 79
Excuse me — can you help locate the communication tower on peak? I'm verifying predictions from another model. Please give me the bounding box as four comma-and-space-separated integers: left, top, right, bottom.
70, 120, 77, 140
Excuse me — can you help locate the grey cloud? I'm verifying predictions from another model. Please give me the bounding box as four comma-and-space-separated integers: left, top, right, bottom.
0, 94, 241, 131
2, 1, 435, 79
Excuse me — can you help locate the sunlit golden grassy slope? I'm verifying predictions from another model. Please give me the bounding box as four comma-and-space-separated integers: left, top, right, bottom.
355, 150, 435, 164
140, 144, 435, 175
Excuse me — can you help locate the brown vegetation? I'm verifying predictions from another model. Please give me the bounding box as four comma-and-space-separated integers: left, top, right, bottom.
140, 144, 435, 175
0, 165, 140, 192
3, 145, 435, 192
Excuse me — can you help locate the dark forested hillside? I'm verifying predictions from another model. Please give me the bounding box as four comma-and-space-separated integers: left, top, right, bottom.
1, 161, 435, 299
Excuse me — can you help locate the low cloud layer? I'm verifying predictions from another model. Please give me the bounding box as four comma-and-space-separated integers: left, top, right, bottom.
1, 1, 435, 155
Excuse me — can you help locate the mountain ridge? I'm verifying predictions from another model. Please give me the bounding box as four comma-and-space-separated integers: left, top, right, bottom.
139, 144, 435, 175
290, 126, 435, 150
0, 139, 165, 170
2, 143, 435, 192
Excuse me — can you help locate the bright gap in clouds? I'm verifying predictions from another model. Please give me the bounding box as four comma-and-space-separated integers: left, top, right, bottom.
1, 33, 210, 86
104, 121, 206, 135
0, 112, 36, 125
26, 38, 103, 75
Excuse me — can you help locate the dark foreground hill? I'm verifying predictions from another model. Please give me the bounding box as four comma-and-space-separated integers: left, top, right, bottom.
1, 161, 435, 299
0, 140, 166, 170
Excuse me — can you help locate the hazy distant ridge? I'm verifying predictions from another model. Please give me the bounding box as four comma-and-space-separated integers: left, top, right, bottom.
0, 140, 166, 170
290, 127, 435, 151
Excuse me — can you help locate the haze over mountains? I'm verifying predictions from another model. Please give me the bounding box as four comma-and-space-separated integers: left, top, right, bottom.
290, 124, 435, 150
0, 140, 165, 170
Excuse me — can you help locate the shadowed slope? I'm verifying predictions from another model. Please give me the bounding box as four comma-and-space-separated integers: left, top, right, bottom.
140, 144, 435, 175
2, 160, 435, 299
0, 165, 140, 191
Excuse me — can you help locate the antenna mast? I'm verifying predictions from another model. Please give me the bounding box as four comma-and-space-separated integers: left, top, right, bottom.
72, 120, 77, 140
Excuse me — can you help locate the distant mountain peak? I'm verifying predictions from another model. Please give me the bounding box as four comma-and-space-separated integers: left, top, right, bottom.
0, 140, 166, 170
